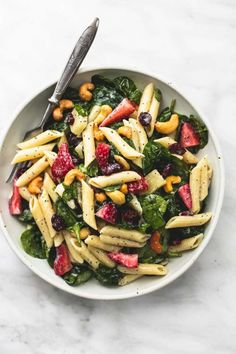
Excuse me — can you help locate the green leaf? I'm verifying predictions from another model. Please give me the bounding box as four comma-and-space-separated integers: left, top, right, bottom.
113, 76, 142, 104
18, 209, 33, 223
63, 264, 93, 286
68, 223, 81, 245
102, 184, 122, 192
139, 194, 168, 230
47, 246, 56, 268
48, 120, 68, 132
21, 224, 47, 259
91, 75, 124, 109
74, 104, 88, 117
94, 265, 123, 286
154, 89, 162, 103
55, 199, 78, 228
79, 162, 99, 177
137, 244, 166, 264
109, 121, 124, 130
62, 181, 78, 202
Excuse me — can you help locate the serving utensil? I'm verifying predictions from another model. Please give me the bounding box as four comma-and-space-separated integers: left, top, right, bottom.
6, 17, 99, 183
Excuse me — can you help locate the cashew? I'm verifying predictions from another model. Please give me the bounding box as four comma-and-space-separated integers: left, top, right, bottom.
79, 82, 95, 102
27, 176, 43, 194
94, 105, 113, 125
155, 114, 179, 134
164, 175, 181, 193
106, 190, 126, 205
80, 227, 90, 240
114, 155, 130, 170
52, 99, 74, 121
94, 123, 105, 141
63, 169, 85, 186
95, 192, 107, 203
117, 126, 132, 139
120, 183, 128, 194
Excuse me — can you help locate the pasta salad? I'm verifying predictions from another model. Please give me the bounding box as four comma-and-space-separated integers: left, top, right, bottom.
9, 75, 213, 287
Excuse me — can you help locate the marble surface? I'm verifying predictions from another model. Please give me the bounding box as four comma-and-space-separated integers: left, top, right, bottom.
0, 0, 235, 353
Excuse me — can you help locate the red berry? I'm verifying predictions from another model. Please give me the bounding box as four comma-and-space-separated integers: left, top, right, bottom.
100, 98, 135, 127
51, 143, 75, 179
96, 202, 118, 224
108, 252, 138, 268
178, 184, 192, 210
180, 122, 200, 148
127, 176, 149, 194
54, 243, 72, 276
95, 143, 110, 169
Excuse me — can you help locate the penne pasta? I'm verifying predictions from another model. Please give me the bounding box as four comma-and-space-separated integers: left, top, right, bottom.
64, 232, 84, 264
141, 169, 166, 195
137, 83, 154, 116
154, 137, 176, 148
82, 122, 96, 167
168, 233, 204, 253
100, 127, 144, 160
88, 105, 101, 122
43, 172, 58, 203
70, 109, 87, 136
129, 118, 148, 153
100, 234, 146, 248
29, 196, 53, 248
43, 151, 57, 166
146, 95, 160, 137
15, 156, 49, 187
100, 225, 150, 243
54, 232, 64, 247
75, 141, 84, 159
85, 235, 121, 252
17, 130, 63, 149
19, 186, 32, 201
118, 274, 143, 286
198, 156, 209, 201
73, 240, 100, 269
38, 188, 56, 238
89, 171, 141, 189
11, 143, 55, 164
118, 263, 167, 276
81, 180, 97, 230
182, 150, 199, 164
57, 132, 68, 149
87, 246, 115, 268
165, 212, 212, 229
190, 164, 201, 214
128, 194, 143, 215
124, 119, 142, 168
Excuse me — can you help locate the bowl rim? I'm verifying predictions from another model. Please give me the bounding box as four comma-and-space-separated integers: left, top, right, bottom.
0, 66, 225, 300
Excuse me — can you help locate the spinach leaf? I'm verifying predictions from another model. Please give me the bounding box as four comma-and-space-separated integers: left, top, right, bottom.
94, 265, 123, 286
21, 224, 47, 259
62, 182, 78, 202
79, 162, 99, 177
47, 246, 56, 268
109, 121, 124, 130
48, 120, 68, 132
63, 264, 93, 286
18, 209, 33, 223
158, 99, 176, 122
142, 141, 189, 179
91, 75, 124, 109
116, 220, 150, 234
74, 104, 88, 117
137, 244, 166, 264
168, 226, 204, 244
139, 194, 168, 230
103, 184, 122, 192
162, 192, 183, 219
154, 89, 162, 103
113, 76, 142, 104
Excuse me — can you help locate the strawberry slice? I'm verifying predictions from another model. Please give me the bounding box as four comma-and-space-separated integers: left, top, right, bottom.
51, 143, 75, 179
54, 243, 72, 276
8, 177, 22, 215
100, 98, 135, 127
178, 183, 192, 210
108, 252, 138, 268
180, 122, 200, 148
96, 202, 118, 224
127, 176, 149, 194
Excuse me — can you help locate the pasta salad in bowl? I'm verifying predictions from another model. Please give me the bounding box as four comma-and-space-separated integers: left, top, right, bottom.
0, 68, 224, 299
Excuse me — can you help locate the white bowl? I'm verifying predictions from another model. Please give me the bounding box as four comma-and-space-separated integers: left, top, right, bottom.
0, 67, 224, 300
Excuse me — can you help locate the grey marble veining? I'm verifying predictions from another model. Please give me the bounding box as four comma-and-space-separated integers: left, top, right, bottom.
0, 0, 235, 353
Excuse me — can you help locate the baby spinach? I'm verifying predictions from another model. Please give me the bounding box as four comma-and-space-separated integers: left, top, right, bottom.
113, 76, 142, 104
109, 121, 124, 130
79, 161, 99, 177
103, 184, 122, 192
62, 181, 78, 202
47, 246, 56, 268
47, 120, 68, 132
94, 265, 123, 286
18, 209, 33, 223
139, 194, 168, 230
137, 244, 166, 264
74, 104, 88, 117
21, 224, 47, 259
154, 88, 162, 103
63, 264, 93, 286
91, 75, 124, 108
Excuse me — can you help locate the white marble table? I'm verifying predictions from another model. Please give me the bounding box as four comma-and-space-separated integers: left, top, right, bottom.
0, 0, 235, 353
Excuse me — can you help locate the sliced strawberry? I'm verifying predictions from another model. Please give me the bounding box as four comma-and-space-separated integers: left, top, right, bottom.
54, 243, 72, 276
51, 143, 74, 179
100, 98, 135, 127
178, 183, 192, 210
8, 177, 22, 215
95, 143, 110, 169
96, 202, 117, 224
180, 122, 200, 148
108, 252, 138, 268
127, 176, 149, 194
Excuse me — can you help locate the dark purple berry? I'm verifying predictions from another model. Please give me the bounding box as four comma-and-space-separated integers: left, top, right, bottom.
122, 209, 139, 225
102, 163, 122, 175
71, 155, 80, 166
15, 168, 27, 178
161, 163, 173, 178
179, 210, 192, 216
139, 112, 152, 126
169, 143, 186, 155
67, 132, 80, 147
172, 239, 181, 246
65, 113, 75, 125
51, 214, 66, 231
